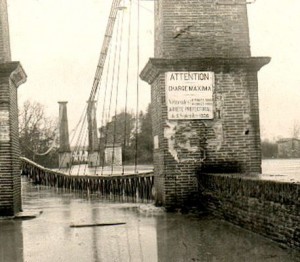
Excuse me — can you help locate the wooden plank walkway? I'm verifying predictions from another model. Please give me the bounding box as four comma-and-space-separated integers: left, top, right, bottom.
20, 157, 154, 200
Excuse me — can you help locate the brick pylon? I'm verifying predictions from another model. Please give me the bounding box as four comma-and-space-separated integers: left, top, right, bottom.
58, 102, 72, 168
0, 0, 27, 216
87, 100, 100, 167
141, 0, 270, 210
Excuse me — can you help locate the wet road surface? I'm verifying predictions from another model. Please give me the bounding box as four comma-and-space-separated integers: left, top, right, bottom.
0, 179, 299, 262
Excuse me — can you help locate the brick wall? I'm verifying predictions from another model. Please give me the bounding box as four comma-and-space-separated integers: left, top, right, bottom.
141, 0, 270, 209
10, 78, 22, 213
58, 102, 71, 152
141, 57, 269, 209
0, 0, 11, 61
154, 0, 251, 59
199, 173, 300, 249
0, 0, 26, 216
202, 65, 262, 173
0, 70, 13, 215
0, 63, 26, 216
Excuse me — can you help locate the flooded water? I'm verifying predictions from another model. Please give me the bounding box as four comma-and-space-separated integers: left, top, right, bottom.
55, 159, 300, 183
261, 158, 300, 182
0, 179, 299, 262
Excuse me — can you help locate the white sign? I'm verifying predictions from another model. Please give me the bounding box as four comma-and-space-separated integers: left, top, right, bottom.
105, 147, 122, 166
0, 110, 9, 142
154, 135, 159, 149
165, 72, 214, 120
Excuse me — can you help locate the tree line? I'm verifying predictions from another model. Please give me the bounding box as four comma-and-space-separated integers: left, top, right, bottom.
18, 100, 153, 167
19, 100, 58, 167
98, 104, 153, 164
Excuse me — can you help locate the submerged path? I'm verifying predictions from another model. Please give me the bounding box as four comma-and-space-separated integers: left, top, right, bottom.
0, 179, 299, 262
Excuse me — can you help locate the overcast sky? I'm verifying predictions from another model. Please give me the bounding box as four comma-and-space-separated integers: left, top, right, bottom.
7, 0, 300, 141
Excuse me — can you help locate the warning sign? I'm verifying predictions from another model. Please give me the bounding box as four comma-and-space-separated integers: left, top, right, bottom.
165, 72, 214, 120
0, 110, 10, 142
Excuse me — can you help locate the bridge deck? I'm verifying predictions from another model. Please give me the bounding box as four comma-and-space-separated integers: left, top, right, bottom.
58, 164, 154, 177
20, 157, 154, 200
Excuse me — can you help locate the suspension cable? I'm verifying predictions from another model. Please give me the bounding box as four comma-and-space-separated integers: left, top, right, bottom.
23, 110, 61, 157
122, 0, 133, 175
101, 12, 122, 176
58, 107, 87, 172
111, 10, 125, 176
24, 129, 58, 156
76, 121, 88, 176
69, 1, 122, 176
88, 0, 122, 104
134, 0, 141, 174
67, 104, 88, 174
99, 42, 114, 176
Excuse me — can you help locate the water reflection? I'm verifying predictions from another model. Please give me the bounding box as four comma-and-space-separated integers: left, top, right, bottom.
0, 181, 298, 262
0, 220, 24, 262
155, 214, 297, 261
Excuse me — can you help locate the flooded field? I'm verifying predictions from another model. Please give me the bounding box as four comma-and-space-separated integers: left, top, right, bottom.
0, 179, 299, 262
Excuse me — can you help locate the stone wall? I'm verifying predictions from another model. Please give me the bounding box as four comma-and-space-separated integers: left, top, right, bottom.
198, 173, 300, 249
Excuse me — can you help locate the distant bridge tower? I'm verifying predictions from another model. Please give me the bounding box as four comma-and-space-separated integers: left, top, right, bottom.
58, 102, 72, 168
0, 0, 27, 216
87, 100, 100, 167
141, 0, 270, 209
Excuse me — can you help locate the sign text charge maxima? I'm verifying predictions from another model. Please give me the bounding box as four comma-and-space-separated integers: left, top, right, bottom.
165, 72, 214, 120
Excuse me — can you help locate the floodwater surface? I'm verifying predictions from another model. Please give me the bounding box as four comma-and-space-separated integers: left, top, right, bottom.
261, 158, 300, 182
0, 179, 299, 262
56, 159, 300, 183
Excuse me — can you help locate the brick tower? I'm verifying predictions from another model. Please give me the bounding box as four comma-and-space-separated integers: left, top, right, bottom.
87, 100, 100, 167
0, 0, 27, 216
141, 0, 270, 209
58, 102, 72, 168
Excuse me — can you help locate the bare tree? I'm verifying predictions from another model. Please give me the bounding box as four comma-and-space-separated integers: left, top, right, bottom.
19, 100, 58, 167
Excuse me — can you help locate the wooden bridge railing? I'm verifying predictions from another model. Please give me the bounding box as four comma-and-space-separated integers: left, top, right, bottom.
20, 157, 154, 200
